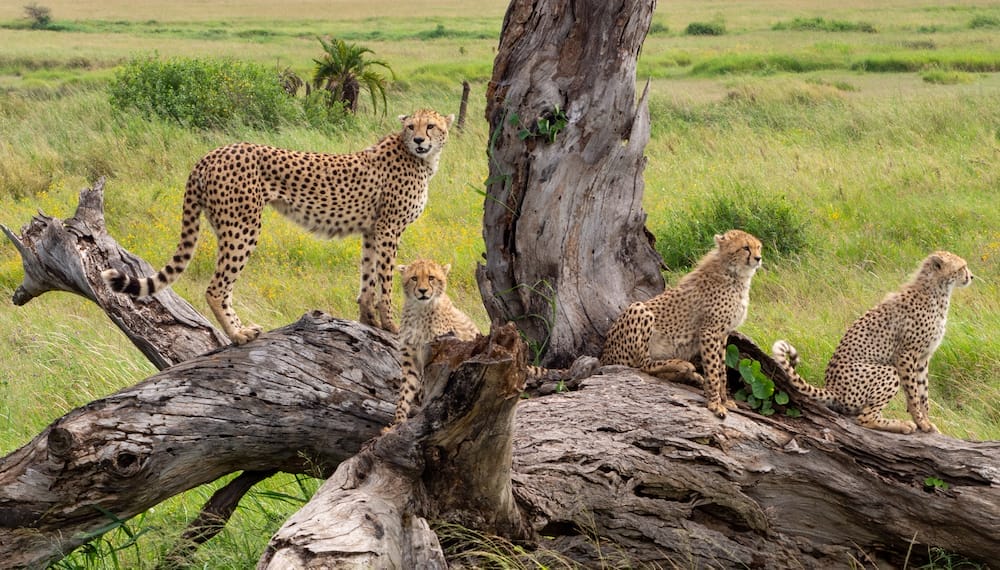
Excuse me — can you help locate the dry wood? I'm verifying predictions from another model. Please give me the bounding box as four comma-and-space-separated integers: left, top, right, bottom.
1, 177, 227, 369
2, 180, 998, 569
259, 326, 533, 568
478, 0, 665, 367
0, 310, 399, 569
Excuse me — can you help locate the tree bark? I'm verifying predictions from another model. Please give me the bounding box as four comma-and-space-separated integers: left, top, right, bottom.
2, 180, 999, 569
1, 176, 227, 370
0, 311, 399, 569
478, 0, 665, 367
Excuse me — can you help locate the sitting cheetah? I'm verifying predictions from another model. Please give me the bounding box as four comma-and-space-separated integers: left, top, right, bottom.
102, 109, 454, 344
601, 230, 763, 418
772, 251, 973, 434
391, 259, 480, 426
387, 259, 596, 429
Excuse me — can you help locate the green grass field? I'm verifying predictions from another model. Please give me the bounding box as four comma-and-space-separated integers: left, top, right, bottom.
1, 0, 998, 567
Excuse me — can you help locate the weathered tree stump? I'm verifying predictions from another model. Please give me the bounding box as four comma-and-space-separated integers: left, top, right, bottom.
478, 0, 665, 367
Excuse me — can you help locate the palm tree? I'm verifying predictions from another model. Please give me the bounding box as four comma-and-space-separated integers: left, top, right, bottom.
312, 37, 394, 114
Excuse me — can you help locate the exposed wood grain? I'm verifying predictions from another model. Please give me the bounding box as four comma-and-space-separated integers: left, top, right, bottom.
0, 313, 399, 569
478, 0, 664, 367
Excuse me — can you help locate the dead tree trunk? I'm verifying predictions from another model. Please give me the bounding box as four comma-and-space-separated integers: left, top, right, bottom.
1, 176, 227, 369
477, 0, 664, 367
3, 180, 999, 569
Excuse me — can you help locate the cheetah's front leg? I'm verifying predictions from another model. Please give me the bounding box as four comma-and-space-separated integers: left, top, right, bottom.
900, 355, 939, 433
700, 330, 733, 418
357, 233, 382, 330
372, 224, 401, 333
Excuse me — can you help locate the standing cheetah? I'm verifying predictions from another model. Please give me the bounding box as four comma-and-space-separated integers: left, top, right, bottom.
102, 110, 454, 344
772, 251, 973, 434
601, 230, 763, 418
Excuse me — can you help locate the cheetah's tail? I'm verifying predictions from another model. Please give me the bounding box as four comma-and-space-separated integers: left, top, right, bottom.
770, 339, 835, 406
101, 194, 203, 298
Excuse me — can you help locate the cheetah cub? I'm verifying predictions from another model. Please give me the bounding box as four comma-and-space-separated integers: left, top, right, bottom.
772, 251, 973, 434
391, 259, 480, 427
601, 229, 763, 418
387, 259, 593, 429
102, 109, 453, 344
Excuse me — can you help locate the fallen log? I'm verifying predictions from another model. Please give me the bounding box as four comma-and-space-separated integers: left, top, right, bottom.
3, 179, 999, 569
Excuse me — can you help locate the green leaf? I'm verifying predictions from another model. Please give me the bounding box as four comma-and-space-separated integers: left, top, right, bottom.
924, 476, 949, 491
760, 407, 776, 416
739, 360, 755, 382
751, 375, 774, 400
775, 391, 790, 405
785, 407, 802, 418
734, 387, 748, 401
746, 394, 760, 409
725, 344, 740, 368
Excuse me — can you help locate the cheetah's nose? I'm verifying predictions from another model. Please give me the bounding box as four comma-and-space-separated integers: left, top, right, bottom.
413, 137, 425, 145
417, 288, 429, 296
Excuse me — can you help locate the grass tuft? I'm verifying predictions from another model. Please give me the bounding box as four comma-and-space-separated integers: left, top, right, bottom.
772, 17, 877, 33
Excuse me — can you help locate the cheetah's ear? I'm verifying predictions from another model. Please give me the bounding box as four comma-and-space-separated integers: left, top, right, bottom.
442, 263, 452, 274
445, 114, 455, 127
398, 114, 409, 124
927, 253, 944, 271
396, 264, 407, 274
714, 233, 726, 246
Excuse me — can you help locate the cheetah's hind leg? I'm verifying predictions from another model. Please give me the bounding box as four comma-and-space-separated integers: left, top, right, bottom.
856, 407, 917, 434
644, 359, 701, 384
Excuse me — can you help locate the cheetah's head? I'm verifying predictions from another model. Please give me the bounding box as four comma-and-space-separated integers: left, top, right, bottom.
399, 258, 450, 304
399, 109, 454, 161
922, 251, 973, 290
715, 229, 763, 276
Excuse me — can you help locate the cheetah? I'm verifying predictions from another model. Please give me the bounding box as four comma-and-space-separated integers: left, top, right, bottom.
102, 109, 454, 344
387, 259, 596, 429
772, 251, 973, 434
391, 259, 479, 426
600, 230, 763, 418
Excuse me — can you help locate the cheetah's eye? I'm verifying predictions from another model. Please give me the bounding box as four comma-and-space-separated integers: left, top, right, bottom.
407, 125, 415, 130
742, 245, 751, 252
428, 275, 436, 282
427, 124, 436, 130
410, 276, 418, 282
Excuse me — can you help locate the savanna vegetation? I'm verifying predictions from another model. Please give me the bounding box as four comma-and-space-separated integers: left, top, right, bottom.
1, 0, 998, 567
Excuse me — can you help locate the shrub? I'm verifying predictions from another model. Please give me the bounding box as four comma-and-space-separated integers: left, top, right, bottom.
922, 69, 976, 85
772, 17, 877, 33
108, 56, 305, 130
23, 3, 51, 29
655, 188, 809, 270
649, 21, 669, 35
969, 15, 1000, 29
685, 21, 726, 36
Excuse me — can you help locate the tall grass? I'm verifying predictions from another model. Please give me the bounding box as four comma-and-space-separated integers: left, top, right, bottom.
0, 1, 998, 567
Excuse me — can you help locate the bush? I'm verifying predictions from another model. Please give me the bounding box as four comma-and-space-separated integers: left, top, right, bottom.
655, 188, 809, 270
772, 17, 877, 33
685, 21, 726, 36
23, 3, 51, 29
969, 15, 1000, 29
108, 56, 307, 130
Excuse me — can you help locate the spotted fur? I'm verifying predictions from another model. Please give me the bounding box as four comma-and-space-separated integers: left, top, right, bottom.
600, 230, 763, 418
102, 110, 454, 344
772, 251, 973, 434
387, 259, 586, 429
391, 259, 479, 426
